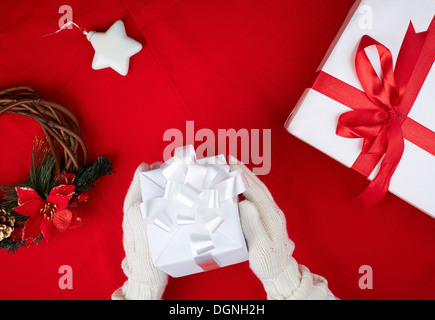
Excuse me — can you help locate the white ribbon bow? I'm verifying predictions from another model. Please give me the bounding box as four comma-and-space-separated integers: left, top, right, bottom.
142, 145, 247, 271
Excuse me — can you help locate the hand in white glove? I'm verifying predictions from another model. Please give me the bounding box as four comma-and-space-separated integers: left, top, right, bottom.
112, 163, 168, 300
229, 157, 337, 300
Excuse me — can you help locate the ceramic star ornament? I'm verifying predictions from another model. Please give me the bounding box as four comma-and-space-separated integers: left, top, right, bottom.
85, 20, 142, 76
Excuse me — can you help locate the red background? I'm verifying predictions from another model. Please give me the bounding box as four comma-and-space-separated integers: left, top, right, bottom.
0, 0, 434, 300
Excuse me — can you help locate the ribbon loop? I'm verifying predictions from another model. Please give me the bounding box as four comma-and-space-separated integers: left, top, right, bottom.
356, 36, 399, 108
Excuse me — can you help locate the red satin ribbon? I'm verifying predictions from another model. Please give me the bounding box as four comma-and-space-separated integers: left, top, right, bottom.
311, 18, 435, 206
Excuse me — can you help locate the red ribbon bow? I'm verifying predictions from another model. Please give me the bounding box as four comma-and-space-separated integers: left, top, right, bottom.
336, 36, 405, 206
312, 18, 435, 206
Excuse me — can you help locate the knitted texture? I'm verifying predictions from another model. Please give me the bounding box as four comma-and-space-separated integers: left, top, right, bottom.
230, 156, 337, 300
112, 163, 168, 300
113, 159, 337, 300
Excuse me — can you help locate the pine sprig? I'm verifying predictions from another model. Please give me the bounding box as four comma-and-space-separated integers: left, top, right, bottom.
0, 235, 42, 253
0, 236, 25, 253
29, 140, 56, 198
73, 155, 113, 194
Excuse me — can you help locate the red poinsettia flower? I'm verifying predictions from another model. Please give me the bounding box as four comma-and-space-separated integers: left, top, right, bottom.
13, 184, 76, 242
56, 173, 85, 228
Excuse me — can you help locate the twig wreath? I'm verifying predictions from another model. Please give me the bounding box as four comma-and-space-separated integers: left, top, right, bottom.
0, 86, 112, 252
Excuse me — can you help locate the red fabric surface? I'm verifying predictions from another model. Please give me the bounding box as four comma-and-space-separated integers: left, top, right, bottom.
0, 0, 434, 300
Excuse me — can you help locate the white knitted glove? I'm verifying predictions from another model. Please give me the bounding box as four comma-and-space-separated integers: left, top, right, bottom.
229, 157, 337, 300
112, 163, 168, 300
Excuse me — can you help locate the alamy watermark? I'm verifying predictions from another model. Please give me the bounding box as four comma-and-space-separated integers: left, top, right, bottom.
163, 121, 271, 175
358, 265, 373, 290
58, 5, 73, 29
358, 4, 373, 30
58, 265, 73, 290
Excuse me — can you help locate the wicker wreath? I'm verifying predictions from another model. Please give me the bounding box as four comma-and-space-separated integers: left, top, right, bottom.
0, 86, 112, 252
0, 86, 88, 174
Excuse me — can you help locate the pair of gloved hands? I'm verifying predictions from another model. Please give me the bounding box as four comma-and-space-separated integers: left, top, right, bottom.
112, 158, 336, 300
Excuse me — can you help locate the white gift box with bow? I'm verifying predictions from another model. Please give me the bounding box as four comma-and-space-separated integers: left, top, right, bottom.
139, 145, 249, 277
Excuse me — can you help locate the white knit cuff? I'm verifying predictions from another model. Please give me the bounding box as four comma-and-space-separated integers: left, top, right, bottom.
112, 278, 166, 300
261, 258, 302, 300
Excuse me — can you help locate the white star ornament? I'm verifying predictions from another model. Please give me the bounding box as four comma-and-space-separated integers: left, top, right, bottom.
86, 20, 142, 76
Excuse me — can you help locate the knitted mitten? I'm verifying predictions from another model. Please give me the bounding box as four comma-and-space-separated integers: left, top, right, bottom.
229, 157, 337, 300
112, 163, 168, 300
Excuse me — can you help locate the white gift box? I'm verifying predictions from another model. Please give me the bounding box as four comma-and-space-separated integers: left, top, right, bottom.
285, 0, 435, 218
139, 145, 248, 277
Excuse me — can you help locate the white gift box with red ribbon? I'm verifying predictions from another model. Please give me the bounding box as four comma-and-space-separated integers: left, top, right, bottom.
285, 0, 435, 217
139, 145, 248, 277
